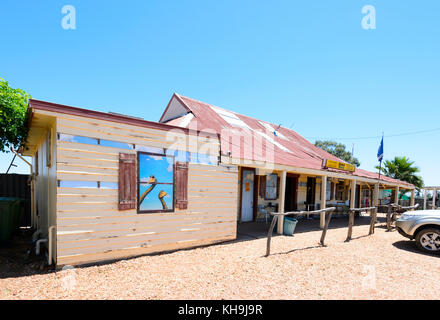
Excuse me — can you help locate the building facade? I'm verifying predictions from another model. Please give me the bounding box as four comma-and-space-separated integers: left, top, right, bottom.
22, 95, 415, 266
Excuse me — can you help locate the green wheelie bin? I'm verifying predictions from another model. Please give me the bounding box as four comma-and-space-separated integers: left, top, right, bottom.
0, 197, 26, 242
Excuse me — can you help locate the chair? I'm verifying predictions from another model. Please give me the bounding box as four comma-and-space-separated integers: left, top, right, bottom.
256, 205, 270, 223
304, 202, 315, 219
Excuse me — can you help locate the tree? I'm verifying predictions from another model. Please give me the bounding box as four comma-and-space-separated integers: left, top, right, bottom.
0, 78, 31, 153
314, 140, 361, 167
375, 156, 424, 190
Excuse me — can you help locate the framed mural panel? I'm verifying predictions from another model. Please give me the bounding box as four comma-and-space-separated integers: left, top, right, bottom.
137, 152, 174, 213
265, 173, 278, 200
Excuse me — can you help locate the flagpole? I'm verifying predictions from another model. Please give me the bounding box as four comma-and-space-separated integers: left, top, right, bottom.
378, 132, 384, 180
378, 158, 382, 180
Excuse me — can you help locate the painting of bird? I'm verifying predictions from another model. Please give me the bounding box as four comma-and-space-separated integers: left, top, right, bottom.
158, 190, 169, 210
139, 175, 157, 205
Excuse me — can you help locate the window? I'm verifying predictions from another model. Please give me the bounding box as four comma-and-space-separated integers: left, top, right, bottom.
336, 182, 345, 201
136, 145, 164, 154
57, 181, 118, 189
167, 149, 189, 163
265, 173, 278, 200
59, 181, 98, 188
58, 133, 98, 145
326, 179, 331, 201
99, 139, 132, 150
189, 152, 217, 165
100, 182, 118, 189
137, 152, 174, 213
58, 133, 133, 150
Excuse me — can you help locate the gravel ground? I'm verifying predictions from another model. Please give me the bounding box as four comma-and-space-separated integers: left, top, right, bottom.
1, 217, 439, 300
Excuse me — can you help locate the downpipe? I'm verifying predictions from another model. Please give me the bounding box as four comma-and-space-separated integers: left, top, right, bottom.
34, 226, 56, 265
48, 226, 55, 265
32, 229, 43, 242
35, 239, 47, 256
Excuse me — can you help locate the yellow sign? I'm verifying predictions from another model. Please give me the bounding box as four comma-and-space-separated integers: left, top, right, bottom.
323, 159, 355, 172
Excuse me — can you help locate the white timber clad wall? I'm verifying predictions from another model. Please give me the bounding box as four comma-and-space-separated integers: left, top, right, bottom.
53, 112, 237, 266
34, 142, 49, 233
33, 124, 57, 240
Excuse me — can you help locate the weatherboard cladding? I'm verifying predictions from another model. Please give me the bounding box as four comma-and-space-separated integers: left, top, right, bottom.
161, 93, 413, 188
28, 99, 219, 140
26, 99, 237, 266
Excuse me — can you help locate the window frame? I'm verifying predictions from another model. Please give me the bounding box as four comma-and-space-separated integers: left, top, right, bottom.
137, 151, 175, 214
336, 182, 345, 201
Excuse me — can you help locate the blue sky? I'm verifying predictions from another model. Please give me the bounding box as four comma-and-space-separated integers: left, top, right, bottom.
139, 154, 173, 183
1, 1, 439, 186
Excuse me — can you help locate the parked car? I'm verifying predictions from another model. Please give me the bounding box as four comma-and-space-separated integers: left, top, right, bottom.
395, 210, 440, 253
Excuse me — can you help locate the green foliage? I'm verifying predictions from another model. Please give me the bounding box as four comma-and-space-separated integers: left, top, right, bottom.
314, 140, 361, 167
376, 156, 424, 190
0, 78, 31, 153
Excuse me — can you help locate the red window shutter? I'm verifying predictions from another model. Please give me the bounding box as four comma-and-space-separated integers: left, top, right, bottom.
118, 153, 137, 210
175, 161, 188, 210
259, 175, 266, 198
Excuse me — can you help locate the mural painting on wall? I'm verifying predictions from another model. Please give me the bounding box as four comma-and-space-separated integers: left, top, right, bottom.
138, 153, 174, 212
265, 173, 277, 200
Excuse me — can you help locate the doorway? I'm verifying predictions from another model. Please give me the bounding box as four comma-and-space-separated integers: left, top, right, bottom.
306, 177, 316, 210
356, 184, 361, 208
240, 168, 256, 222
284, 174, 299, 212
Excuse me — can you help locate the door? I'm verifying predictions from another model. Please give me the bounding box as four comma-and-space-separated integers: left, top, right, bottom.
306, 177, 316, 209
241, 169, 255, 222
356, 185, 361, 208
284, 175, 298, 212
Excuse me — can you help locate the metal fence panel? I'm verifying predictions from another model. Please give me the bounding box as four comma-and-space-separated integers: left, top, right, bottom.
0, 173, 31, 227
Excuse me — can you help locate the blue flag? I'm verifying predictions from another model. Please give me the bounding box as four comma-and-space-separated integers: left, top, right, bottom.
377, 136, 384, 162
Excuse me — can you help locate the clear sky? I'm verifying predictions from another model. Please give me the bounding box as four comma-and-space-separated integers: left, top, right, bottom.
1, 1, 439, 186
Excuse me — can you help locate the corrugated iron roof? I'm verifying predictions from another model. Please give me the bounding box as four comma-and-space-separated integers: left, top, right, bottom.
161, 93, 414, 188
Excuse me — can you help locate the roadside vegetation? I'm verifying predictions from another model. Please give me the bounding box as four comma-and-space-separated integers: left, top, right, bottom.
314, 140, 361, 167
376, 156, 424, 191
0, 78, 31, 153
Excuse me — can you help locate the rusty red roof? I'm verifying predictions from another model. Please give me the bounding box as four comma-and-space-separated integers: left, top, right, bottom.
161, 93, 414, 188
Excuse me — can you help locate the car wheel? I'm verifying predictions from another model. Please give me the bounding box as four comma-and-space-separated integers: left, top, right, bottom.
415, 228, 440, 253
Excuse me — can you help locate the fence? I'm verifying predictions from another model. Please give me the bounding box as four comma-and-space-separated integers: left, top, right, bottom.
265, 206, 378, 257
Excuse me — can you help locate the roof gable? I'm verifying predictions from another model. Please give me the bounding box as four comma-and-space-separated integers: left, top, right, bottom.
159, 94, 191, 123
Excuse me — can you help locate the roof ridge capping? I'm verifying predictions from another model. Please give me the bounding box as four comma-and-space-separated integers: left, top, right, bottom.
28, 99, 219, 139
